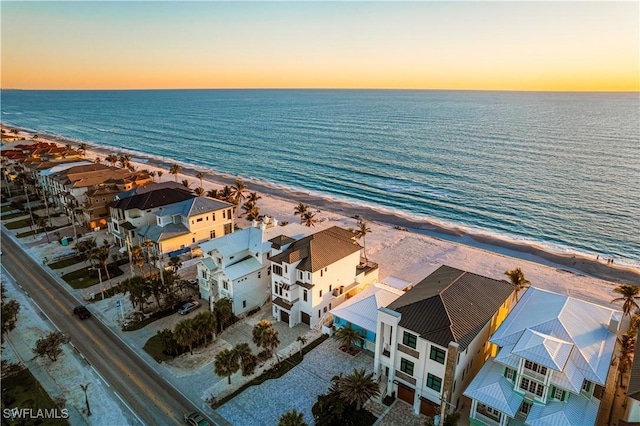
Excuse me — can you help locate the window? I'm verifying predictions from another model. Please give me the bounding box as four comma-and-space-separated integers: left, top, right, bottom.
524, 360, 548, 376
284, 265, 288, 273
318, 310, 321, 318
329, 285, 332, 292
478, 404, 501, 422
242, 300, 247, 308
323, 307, 327, 313
206, 216, 209, 221
201, 270, 206, 279
553, 387, 565, 401
400, 358, 414, 376
210, 230, 216, 239
197, 217, 203, 222
430, 346, 446, 364
519, 377, 544, 397
303, 290, 308, 302
320, 270, 323, 277
223, 210, 226, 219
273, 284, 278, 294
402, 331, 417, 349
519, 401, 532, 415
212, 213, 215, 220
582, 380, 591, 393
272, 264, 283, 276
427, 374, 442, 392
319, 290, 323, 297
504, 367, 515, 381
298, 271, 303, 280
258, 272, 261, 279
192, 237, 196, 243
223, 281, 229, 290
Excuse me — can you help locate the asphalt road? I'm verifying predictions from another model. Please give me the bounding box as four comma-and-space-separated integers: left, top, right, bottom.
1, 230, 230, 426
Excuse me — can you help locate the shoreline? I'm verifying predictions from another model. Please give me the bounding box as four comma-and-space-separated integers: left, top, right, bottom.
3, 123, 638, 286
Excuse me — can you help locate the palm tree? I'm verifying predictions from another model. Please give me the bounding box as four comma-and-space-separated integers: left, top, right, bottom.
36, 216, 49, 243
352, 220, 371, 263
612, 285, 640, 317
168, 256, 183, 272
196, 171, 205, 188
219, 186, 233, 203
141, 239, 155, 277
335, 324, 363, 351
194, 187, 205, 197
338, 368, 380, 411
301, 211, 319, 227
118, 154, 131, 169
156, 170, 164, 182
293, 203, 309, 217
504, 267, 531, 302
105, 154, 118, 167
234, 343, 257, 376
131, 246, 146, 277
278, 409, 308, 426
181, 179, 192, 189
122, 276, 146, 311
618, 333, 636, 387
213, 297, 233, 332
92, 244, 113, 289
230, 179, 248, 216
247, 191, 261, 205
252, 320, 280, 361
296, 335, 308, 357
174, 318, 198, 355
169, 164, 182, 182
214, 348, 239, 384
93, 157, 102, 164
206, 189, 219, 199
193, 311, 217, 345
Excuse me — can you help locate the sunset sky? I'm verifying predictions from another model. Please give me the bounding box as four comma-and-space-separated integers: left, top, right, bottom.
1, 1, 638, 91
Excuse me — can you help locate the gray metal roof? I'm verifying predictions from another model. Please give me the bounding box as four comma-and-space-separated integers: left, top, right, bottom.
628, 329, 640, 400
386, 265, 515, 350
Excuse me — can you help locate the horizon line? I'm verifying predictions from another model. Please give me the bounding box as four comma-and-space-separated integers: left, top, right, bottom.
1, 87, 639, 93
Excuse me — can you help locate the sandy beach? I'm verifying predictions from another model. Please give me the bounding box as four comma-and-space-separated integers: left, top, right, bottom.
4, 126, 638, 308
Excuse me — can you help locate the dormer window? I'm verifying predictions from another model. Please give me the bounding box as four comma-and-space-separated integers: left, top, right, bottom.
524, 360, 547, 376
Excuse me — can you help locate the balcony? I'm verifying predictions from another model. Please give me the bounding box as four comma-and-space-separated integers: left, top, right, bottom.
356, 259, 379, 275
395, 370, 416, 386
522, 368, 547, 383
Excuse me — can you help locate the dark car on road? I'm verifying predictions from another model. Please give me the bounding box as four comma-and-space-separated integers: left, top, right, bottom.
73, 305, 91, 319
184, 412, 210, 426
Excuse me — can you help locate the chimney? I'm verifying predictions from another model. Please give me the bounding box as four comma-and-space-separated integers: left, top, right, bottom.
609, 312, 621, 333
259, 221, 266, 231
272, 218, 279, 227
263, 216, 270, 225
251, 220, 258, 228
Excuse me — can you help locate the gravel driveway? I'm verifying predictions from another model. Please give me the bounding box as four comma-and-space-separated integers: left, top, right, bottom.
218, 337, 374, 426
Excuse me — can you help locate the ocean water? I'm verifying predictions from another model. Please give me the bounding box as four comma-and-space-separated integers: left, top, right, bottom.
2, 89, 639, 267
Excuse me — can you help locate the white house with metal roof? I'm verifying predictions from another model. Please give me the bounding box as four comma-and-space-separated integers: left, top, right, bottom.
464, 286, 621, 426
197, 219, 312, 316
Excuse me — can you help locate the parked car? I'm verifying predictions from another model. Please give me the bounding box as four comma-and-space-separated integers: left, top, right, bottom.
73, 305, 91, 319
184, 412, 210, 426
178, 301, 200, 315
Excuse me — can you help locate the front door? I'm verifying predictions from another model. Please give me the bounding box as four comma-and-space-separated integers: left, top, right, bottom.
280, 310, 290, 325
301, 311, 310, 325
397, 383, 415, 405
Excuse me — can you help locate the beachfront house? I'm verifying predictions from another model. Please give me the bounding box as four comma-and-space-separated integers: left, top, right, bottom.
374, 265, 517, 417
270, 226, 379, 329
196, 218, 311, 315
108, 187, 195, 248
464, 287, 620, 426
623, 329, 640, 423
136, 196, 234, 257
330, 277, 411, 353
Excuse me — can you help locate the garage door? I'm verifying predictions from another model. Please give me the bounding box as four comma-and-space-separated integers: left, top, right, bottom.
280, 310, 289, 324
397, 383, 415, 405
420, 398, 438, 416
301, 312, 310, 325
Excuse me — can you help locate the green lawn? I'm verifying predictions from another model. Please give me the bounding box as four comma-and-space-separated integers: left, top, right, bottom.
1, 366, 70, 425
5, 218, 33, 229
62, 264, 124, 289
143, 334, 175, 363
1, 211, 27, 220
48, 255, 84, 269
1, 204, 16, 212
